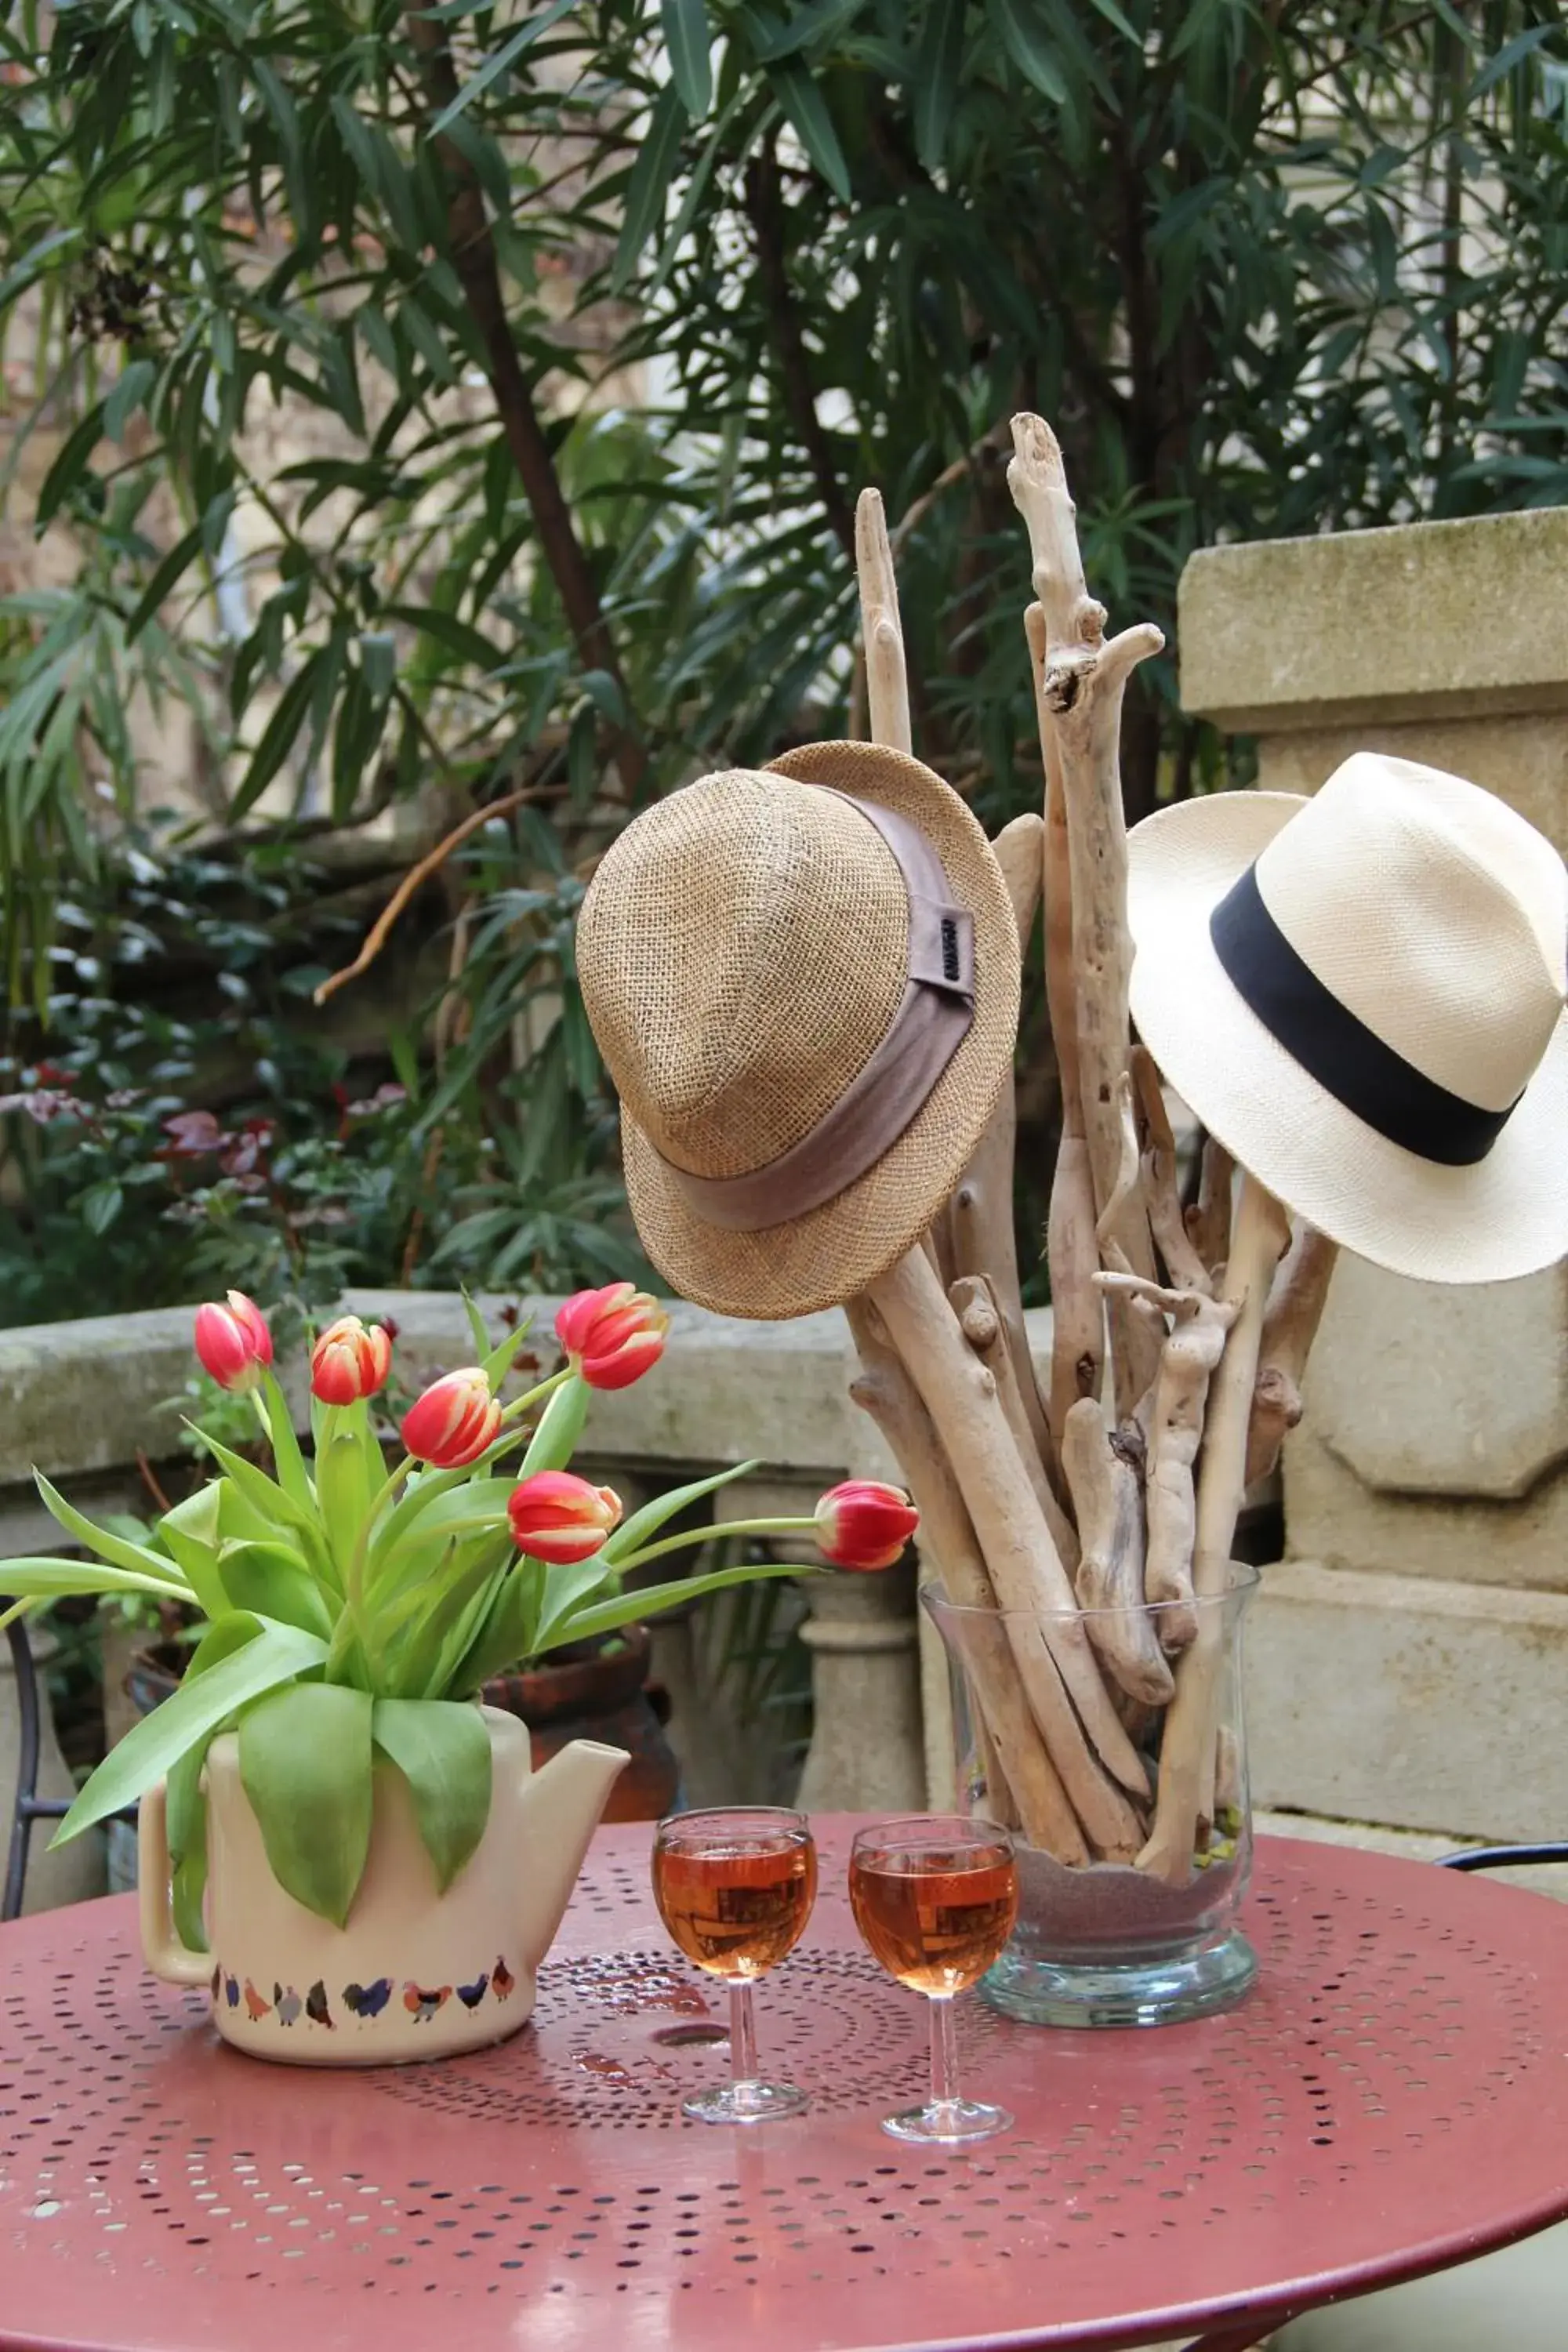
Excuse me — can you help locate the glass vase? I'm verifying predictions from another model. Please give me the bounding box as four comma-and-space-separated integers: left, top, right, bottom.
922, 1564, 1259, 2027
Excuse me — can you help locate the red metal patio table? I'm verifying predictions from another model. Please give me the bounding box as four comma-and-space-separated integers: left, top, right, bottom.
2, 1821, 1566, 2352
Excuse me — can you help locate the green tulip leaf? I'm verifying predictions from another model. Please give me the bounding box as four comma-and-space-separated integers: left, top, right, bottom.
217, 1539, 333, 1638
187, 1425, 317, 1539
483, 1317, 537, 1389
368, 1478, 518, 1597
518, 1373, 589, 1477
258, 1369, 316, 1517
529, 1558, 615, 1658
52, 1616, 327, 1843
315, 1414, 372, 1580
604, 1460, 760, 1564
238, 1682, 375, 1928
546, 1557, 809, 1653
0, 1559, 191, 1624
157, 1481, 232, 1621
165, 1606, 272, 1950
372, 1698, 492, 1893
33, 1474, 195, 1592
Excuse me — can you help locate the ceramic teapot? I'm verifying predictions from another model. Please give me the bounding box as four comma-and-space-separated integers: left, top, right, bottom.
139, 1706, 628, 2063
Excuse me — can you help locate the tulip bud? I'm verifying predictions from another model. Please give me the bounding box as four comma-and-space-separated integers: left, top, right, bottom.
813, 1479, 919, 1571
555, 1281, 669, 1391
310, 1315, 393, 1406
400, 1367, 502, 1468
193, 1290, 274, 1395
507, 1470, 622, 1565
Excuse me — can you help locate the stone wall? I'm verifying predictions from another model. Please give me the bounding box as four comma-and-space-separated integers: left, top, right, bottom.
1180, 507, 1568, 1841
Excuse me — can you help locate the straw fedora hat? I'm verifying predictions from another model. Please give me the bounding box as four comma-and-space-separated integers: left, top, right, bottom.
577, 742, 1021, 1319
1126, 752, 1568, 1285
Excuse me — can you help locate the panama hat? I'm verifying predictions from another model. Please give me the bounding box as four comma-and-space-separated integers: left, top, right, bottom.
576, 742, 1021, 1319
1126, 752, 1568, 1285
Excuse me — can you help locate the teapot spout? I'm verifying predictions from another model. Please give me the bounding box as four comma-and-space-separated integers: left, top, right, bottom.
514, 1739, 630, 1963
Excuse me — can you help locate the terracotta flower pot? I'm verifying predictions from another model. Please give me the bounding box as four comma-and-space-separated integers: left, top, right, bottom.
484, 1623, 680, 1823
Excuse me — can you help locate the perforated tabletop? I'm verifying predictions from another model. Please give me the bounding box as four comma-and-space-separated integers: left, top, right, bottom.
3, 1824, 1568, 2352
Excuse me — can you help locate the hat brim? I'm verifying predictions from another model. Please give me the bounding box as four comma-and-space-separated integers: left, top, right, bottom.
1127, 791, 1568, 1284
620, 742, 1022, 1319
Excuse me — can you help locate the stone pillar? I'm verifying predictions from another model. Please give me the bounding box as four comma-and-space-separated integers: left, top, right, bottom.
723, 1468, 925, 1817
1179, 508, 1568, 1841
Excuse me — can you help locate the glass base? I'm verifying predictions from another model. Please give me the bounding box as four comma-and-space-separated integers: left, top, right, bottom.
881, 2096, 1014, 2145
681, 2078, 808, 2125
982, 1928, 1258, 2027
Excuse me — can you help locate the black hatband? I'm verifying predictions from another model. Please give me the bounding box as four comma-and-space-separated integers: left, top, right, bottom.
1208, 864, 1516, 1167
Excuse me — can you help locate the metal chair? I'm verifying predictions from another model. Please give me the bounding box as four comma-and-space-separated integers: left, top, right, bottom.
3, 1607, 136, 1922
1277, 1842, 1568, 2350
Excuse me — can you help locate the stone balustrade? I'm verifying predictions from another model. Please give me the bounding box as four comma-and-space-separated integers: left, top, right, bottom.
1180, 506, 1568, 1843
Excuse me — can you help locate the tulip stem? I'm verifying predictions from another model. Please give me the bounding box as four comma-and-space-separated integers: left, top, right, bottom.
498, 1364, 571, 1426
612, 1518, 815, 1573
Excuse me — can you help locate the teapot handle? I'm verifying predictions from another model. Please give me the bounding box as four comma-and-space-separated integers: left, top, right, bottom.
138, 1780, 213, 1989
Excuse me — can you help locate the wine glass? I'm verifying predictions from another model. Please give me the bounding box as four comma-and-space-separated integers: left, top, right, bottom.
652, 1805, 817, 2124
849, 1813, 1018, 2144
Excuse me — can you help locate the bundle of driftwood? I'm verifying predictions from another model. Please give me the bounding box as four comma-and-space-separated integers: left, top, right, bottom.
846, 414, 1338, 1885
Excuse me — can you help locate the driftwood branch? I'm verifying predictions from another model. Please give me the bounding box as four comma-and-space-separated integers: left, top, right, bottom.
951, 1275, 1076, 1570
1132, 1046, 1214, 1296
1025, 603, 1104, 1451
1186, 1135, 1236, 1279
1244, 1226, 1341, 1486
949, 809, 1054, 1473
1009, 413, 1163, 1421
867, 1247, 1147, 1859
854, 489, 913, 756
1138, 1177, 1291, 1882
1060, 1400, 1173, 1707
1102, 1272, 1240, 1655
847, 1302, 1084, 1859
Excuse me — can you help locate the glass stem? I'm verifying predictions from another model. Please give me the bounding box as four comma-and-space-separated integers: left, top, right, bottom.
929, 1994, 959, 2111
729, 1980, 759, 2087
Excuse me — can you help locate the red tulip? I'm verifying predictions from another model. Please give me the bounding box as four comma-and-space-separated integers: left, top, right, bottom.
310, 1315, 393, 1405
813, 1480, 919, 1571
554, 1281, 669, 1391
400, 1367, 502, 1468
193, 1290, 273, 1394
507, 1471, 622, 1564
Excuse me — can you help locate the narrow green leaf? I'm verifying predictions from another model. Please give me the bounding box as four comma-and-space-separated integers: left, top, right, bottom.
218, 1540, 332, 1638
230, 654, 323, 821
104, 358, 157, 442
0, 227, 81, 318
34, 1474, 192, 1589
0, 1558, 190, 1611
316, 1416, 372, 1581
612, 85, 688, 289
988, 0, 1066, 100
34, 401, 107, 529
164, 1614, 265, 1954
372, 1699, 492, 1892
239, 1683, 373, 1927
768, 62, 850, 201
258, 1367, 316, 1519
384, 601, 506, 670
188, 1425, 315, 1540
662, 0, 713, 118
157, 1481, 234, 1621
546, 1558, 808, 1650
529, 1557, 614, 1656
1083, 0, 1138, 39
913, 0, 967, 174
519, 1373, 590, 1476
602, 1461, 762, 1566
428, 0, 579, 134
53, 1619, 328, 1842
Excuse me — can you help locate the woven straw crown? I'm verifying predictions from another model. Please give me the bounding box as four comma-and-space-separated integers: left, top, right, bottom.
578, 743, 1021, 1319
